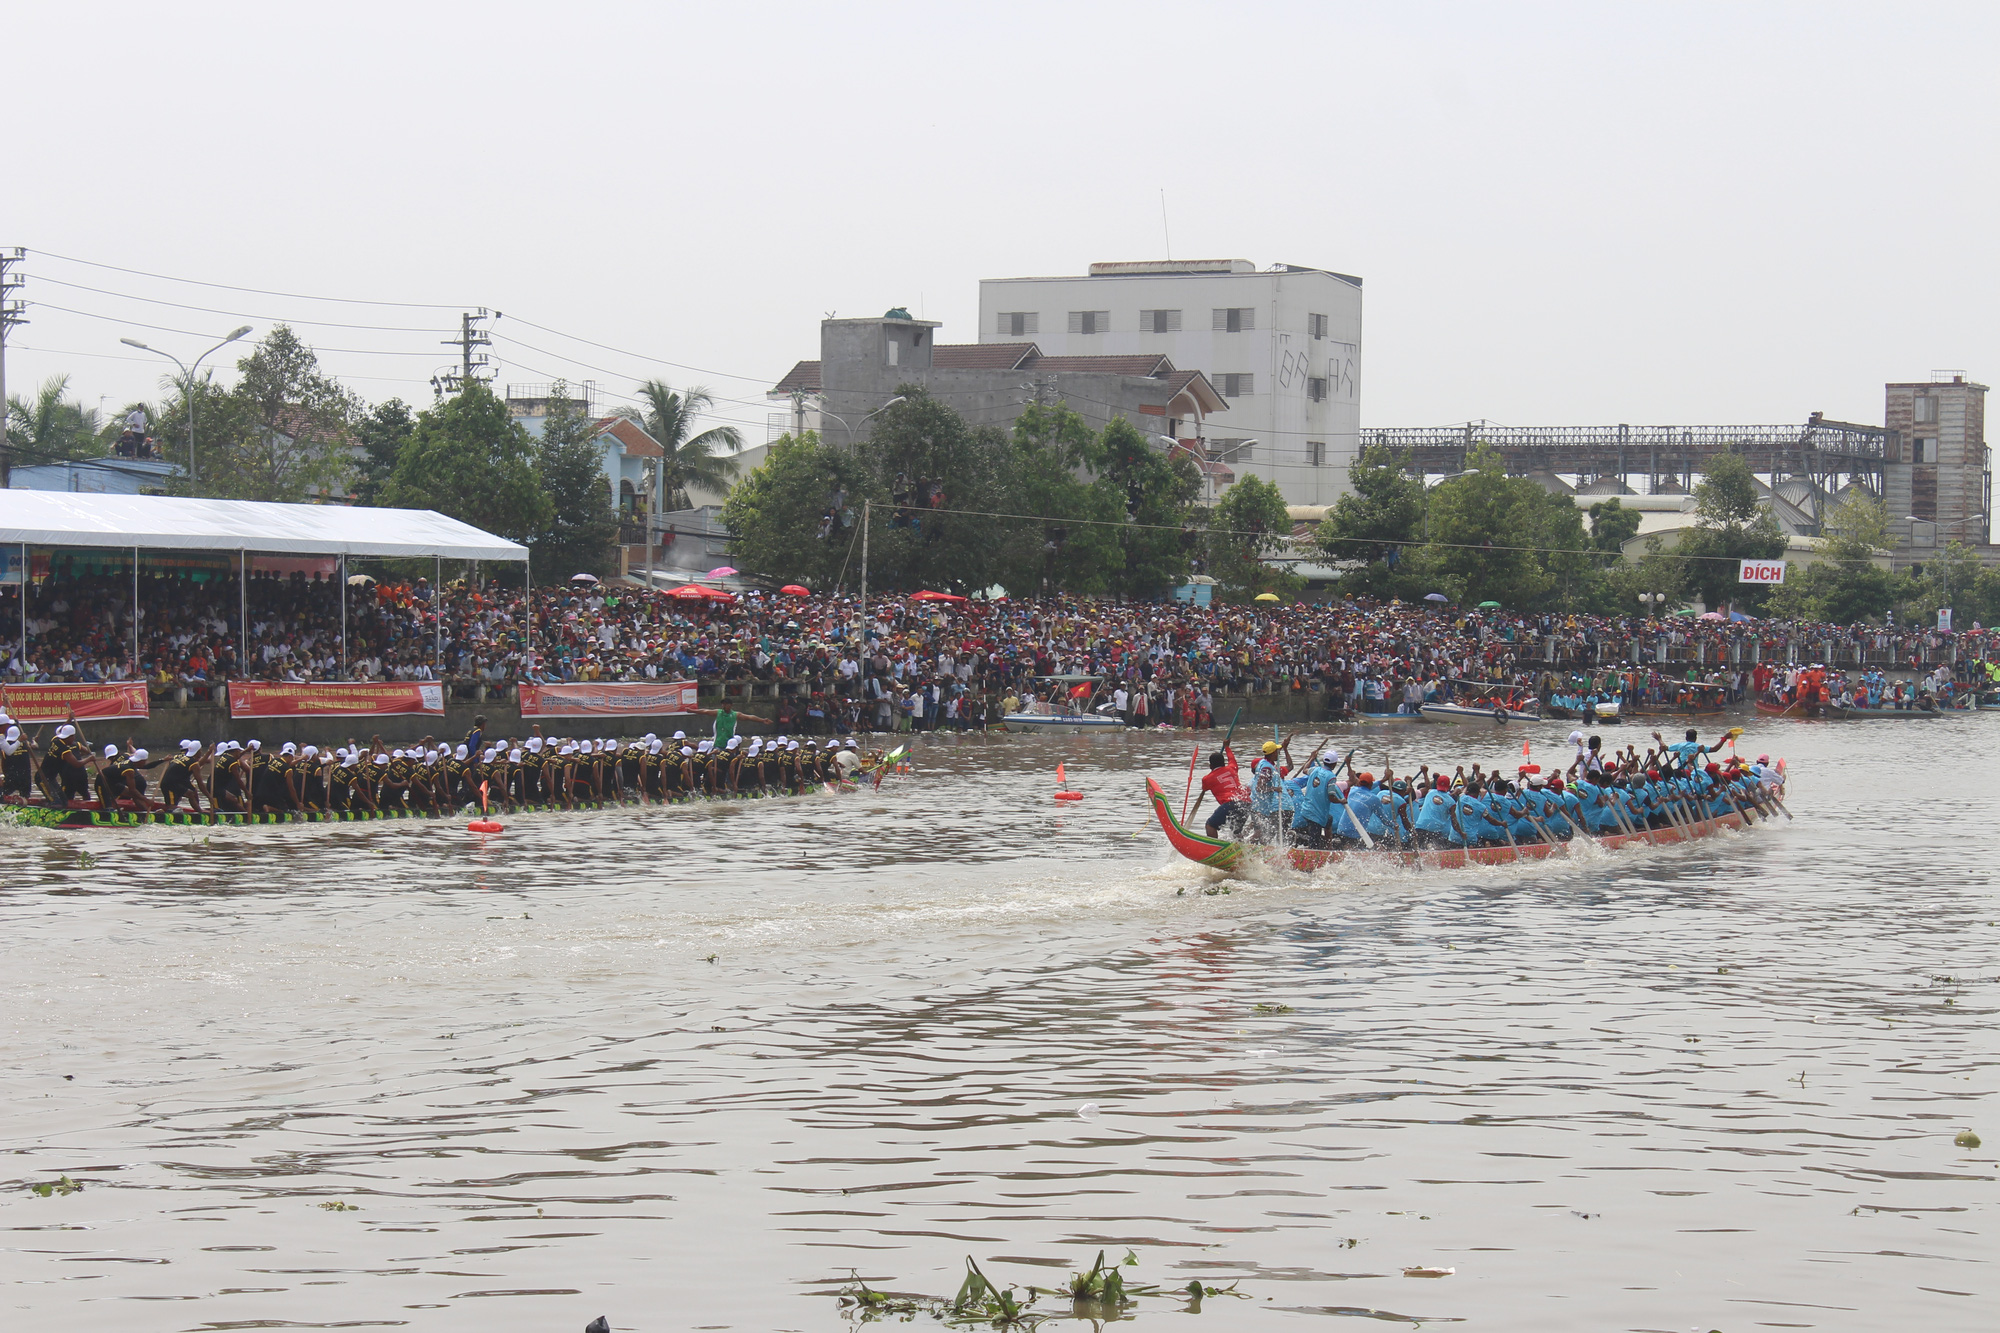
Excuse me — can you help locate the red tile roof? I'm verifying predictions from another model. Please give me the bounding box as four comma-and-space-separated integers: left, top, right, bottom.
1025, 353, 1176, 377
591, 416, 664, 458
935, 342, 1039, 370
773, 360, 822, 394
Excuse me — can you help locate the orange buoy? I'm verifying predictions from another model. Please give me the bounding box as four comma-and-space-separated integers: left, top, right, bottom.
1054, 791, 1084, 802
467, 820, 504, 833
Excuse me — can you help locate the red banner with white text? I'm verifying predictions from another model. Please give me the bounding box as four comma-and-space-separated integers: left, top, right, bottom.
518, 681, 700, 717
228, 682, 446, 718
0, 681, 150, 722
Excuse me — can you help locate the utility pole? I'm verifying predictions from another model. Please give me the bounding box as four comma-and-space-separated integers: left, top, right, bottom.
0, 248, 27, 488
432, 308, 495, 395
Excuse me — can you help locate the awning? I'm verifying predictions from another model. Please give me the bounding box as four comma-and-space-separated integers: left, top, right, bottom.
0, 492, 526, 561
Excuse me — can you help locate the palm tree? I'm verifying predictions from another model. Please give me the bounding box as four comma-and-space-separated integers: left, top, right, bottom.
635, 379, 743, 510
5, 374, 103, 464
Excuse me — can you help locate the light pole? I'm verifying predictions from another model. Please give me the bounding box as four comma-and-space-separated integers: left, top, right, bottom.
1421, 469, 1477, 542
1903, 513, 1987, 622
120, 325, 253, 483
820, 395, 907, 452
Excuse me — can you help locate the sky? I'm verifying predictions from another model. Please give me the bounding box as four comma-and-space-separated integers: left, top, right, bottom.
11, 1, 1999, 444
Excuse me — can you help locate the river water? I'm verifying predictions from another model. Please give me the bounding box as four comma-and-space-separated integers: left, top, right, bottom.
2, 719, 1993, 1332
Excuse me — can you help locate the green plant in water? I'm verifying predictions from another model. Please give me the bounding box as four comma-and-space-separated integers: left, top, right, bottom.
1956, 1129, 1981, 1149
76, 851, 98, 869
1253, 1003, 1294, 1015
29, 1174, 82, 1197
317, 1200, 360, 1211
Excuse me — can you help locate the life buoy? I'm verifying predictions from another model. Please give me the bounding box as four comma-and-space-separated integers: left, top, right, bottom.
1493, 708, 1509, 724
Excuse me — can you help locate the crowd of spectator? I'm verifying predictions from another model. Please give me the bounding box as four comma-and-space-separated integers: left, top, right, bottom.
4, 567, 1995, 731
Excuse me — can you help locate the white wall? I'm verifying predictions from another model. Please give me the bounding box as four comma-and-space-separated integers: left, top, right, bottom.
977, 266, 1362, 505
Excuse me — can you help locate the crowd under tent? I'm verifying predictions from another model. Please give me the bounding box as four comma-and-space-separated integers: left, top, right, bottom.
0, 492, 532, 678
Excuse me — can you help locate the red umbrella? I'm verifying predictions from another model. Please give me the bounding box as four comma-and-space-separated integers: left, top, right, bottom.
780, 584, 811, 596
668, 583, 737, 602
909, 589, 967, 602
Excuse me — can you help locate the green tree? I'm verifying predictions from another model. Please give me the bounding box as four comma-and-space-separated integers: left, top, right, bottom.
201, 325, 359, 501
863, 390, 1012, 592
994, 402, 1124, 596
383, 382, 552, 544
351, 398, 415, 506
1423, 444, 1553, 607
5, 374, 103, 466
1205, 474, 1300, 602
1586, 498, 1641, 553
1675, 450, 1787, 611
721, 431, 880, 589
532, 383, 621, 578
634, 379, 743, 509
1901, 540, 1983, 626
1766, 491, 1899, 623
1100, 416, 1199, 596
1316, 444, 1426, 599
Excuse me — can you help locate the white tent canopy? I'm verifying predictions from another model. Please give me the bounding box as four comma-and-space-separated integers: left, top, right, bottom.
0, 492, 526, 561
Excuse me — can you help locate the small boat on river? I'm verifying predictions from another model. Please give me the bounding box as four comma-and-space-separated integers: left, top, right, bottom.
1755, 698, 1946, 720
1420, 680, 1541, 725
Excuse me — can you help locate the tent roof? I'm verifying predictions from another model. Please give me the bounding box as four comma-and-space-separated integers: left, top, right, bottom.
0, 492, 526, 561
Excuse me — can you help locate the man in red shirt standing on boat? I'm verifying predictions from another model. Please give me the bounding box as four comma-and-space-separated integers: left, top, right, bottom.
1189, 747, 1249, 838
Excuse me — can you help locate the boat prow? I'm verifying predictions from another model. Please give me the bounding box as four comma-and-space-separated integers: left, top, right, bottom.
1144, 777, 1242, 871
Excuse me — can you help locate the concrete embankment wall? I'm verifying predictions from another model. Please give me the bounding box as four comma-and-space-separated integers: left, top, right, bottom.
81, 688, 1350, 751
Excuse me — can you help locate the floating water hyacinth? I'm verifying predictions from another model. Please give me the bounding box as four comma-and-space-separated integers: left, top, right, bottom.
1955, 1130, 1981, 1149
1403, 1265, 1455, 1278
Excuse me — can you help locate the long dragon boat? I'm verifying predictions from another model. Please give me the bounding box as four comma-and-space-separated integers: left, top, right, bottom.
1144, 776, 1772, 875
5, 782, 868, 830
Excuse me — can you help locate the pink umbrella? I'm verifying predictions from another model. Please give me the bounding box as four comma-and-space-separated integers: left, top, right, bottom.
707, 566, 739, 578
1698, 611, 1725, 620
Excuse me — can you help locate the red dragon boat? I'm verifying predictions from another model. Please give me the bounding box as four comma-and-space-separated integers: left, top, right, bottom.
1144, 776, 1772, 875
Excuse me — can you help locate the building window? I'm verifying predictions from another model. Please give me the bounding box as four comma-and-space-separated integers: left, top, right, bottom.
1911, 472, 1937, 521
1914, 395, 1939, 424
1068, 310, 1109, 335
1308, 313, 1328, 339
886, 337, 898, 367
1307, 376, 1327, 402
1210, 438, 1252, 462
1212, 307, 1256, 333
1916, 437, 1938, 464
1306, 440, 1326, 466
1141, 308, 1182, 333
1218, 373, 1254, 398
998, 311, 1038, 338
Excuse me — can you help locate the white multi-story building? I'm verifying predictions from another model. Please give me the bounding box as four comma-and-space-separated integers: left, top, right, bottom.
978, 259, 1362, 505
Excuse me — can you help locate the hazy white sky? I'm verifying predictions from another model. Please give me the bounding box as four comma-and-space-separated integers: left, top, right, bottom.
13, 1, 1997, 442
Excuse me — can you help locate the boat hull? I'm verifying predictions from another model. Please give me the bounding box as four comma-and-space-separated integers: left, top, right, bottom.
1144, 777, 1766, 874
1755, 699, 1945, 720
1420, 703, 1541, 724
1002, 713, 1126, 732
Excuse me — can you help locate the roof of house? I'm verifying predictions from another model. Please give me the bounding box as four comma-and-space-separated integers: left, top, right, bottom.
769, 345, 1221, 408
592, 416, 664, 458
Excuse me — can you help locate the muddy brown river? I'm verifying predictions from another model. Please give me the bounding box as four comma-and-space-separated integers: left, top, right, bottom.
2, 720, 1993, 1331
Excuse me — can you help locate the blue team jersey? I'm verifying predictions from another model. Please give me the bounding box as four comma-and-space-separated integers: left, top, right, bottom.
1413, 790, 1456, 837
1251, 758, 1282, 814
1293, 768, 1335, 828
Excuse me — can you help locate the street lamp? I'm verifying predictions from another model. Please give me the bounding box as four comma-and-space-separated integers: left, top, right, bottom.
1902, 513, 1987, 622
1422, 469, 1478, 542
120, 325, 254, 483
820, 395, 907, 452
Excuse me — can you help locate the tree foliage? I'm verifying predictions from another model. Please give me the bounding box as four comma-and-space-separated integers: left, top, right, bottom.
206, 325, 360, 501
1586, 498, 1641, 552
351, 398, 415, 506
720, 431, 879, 590
1206, 473, 1299, 602
634, 379, 743, 510
5, 375, 103, 464
383, 381, 552, 544
1676, 450, 1788, 611
532, 382, 621, 578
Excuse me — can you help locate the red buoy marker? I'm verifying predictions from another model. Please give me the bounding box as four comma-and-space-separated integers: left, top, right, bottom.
1054, 762, 1084, 801
468, 781, 504, 832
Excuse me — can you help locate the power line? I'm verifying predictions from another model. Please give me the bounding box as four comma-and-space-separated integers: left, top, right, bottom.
31, 274, 454, 334
30, 247, 470, 309
29, 301, 447, 355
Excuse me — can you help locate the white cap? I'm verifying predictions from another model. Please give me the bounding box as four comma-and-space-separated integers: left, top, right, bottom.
643, 732, 657, 742
248, 739, 262, 750
527, 737, 544, 752
342, 755, 359, 768
672, 730, 685, 740
726, 735, 742, 748
129, 748, 149, 763
648, 740, 663, 754
280, 742, 297, 755
697, 740, 713, 753
104, 743, 120, 758
455, 744, 469, 760
680, 746, 694, 756
373, 754, 388, 765
55, 724, 76, 738
509, 748, 524, 762
787, 741, 800, 751
302, 746, 318, 758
